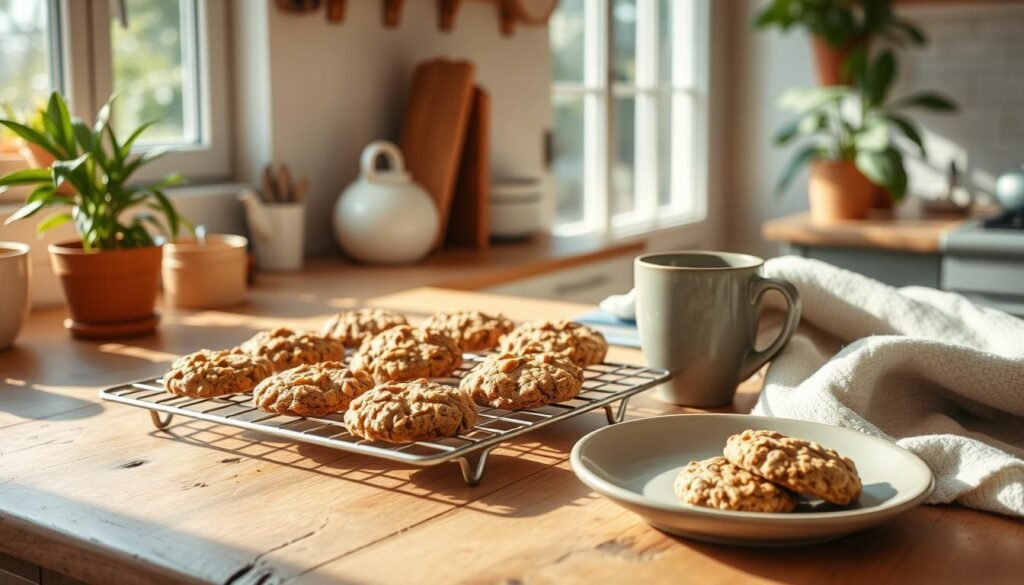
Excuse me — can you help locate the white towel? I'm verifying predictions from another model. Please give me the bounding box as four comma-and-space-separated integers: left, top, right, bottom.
755, 256, 1024, 517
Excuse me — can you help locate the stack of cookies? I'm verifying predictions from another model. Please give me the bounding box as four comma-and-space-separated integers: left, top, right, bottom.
674, 429, 863, 512
161, 308, 609, 446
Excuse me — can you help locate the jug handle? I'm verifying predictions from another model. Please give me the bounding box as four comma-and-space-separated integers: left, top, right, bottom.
360, 141, 407, 182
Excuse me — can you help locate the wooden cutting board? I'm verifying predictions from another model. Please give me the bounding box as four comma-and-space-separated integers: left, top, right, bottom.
446, 86, 490, 249
399, 59, 476, 249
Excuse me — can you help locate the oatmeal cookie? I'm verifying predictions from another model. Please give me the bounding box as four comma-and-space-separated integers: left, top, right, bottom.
252, 361, 375, 417
419, 310, 515, 352
320, 308, 408, 348
673, 456, 797, 513
350, 325, 462, 383
460, 352, 583, 409
498, 320, 608, 367
163, 349, 274, 398
343, 379, 477, 443
724, 429, 862, 505
238, 327, 346, 372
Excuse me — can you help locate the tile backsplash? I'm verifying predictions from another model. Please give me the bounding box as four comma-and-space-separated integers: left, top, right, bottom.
894, 4, 1024, 202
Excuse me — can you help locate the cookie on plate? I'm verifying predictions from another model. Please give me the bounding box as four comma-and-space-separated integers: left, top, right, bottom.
724, 429, 862, 505
350, 325, 462, 383
460, 352, 583, 410
320, 308, 408, 348
163, 349, 274, 398
252, 361, 375, 417
343, 379, 476, 443
419, 310, 515, 352
498, 320, 608, 368
674, 456, 797, 513
239, 327, 345, 372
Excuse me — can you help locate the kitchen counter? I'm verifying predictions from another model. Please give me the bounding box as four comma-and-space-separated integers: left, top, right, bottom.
2, 276, 1022, 584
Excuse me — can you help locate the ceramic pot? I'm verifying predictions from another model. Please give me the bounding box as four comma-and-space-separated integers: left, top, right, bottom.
808, 161, 876, 224
163, 235, 248, 309
0, 242, 31, 350
490, 178, 544, 239
49, 241, 162, 338
333, 141, 439, 264
811, 36, 865, 86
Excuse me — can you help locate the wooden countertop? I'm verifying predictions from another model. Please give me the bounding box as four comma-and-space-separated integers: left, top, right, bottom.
761, 207, 973, 253
2, 281, 1022, 584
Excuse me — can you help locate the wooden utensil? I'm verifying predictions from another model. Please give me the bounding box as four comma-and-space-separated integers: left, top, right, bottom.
446, 86, 490, 249
294, 177, 309, 203
277, 164, 294, 203
262, 165, 278, 203
399, 59, 475, 249
326, 0, 346, 22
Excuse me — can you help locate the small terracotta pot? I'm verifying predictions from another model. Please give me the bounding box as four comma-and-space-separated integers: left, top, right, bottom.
811, 36, 865, 86
49, 241, 162, 336
808, 161, 876, 224
18, 141, 75, 195
162, 235, 248, 309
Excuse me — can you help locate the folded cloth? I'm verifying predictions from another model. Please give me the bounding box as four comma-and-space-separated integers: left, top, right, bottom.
754, 256, 1024, 517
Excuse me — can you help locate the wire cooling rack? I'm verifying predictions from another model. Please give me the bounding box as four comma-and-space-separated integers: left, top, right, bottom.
100, 354, 670, 485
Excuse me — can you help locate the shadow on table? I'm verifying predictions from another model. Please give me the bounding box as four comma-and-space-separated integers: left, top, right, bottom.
150, 415, 599, 518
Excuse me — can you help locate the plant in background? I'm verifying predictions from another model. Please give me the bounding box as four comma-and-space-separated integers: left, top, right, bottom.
753, 0, 925, 48
0, 91, 187, 250
774, 49, 957, 199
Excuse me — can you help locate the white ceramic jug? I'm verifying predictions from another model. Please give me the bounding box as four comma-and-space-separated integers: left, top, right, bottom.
333, 141, 439, 264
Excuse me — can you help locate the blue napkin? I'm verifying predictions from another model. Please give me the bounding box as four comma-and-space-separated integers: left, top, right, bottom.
573, 310, 640, 349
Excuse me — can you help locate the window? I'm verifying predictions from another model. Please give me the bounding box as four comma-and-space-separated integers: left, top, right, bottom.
550, 0, 709, 237
0, 0, 230, 192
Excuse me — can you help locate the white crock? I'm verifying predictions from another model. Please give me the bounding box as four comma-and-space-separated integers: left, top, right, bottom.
333, 141, 439, 264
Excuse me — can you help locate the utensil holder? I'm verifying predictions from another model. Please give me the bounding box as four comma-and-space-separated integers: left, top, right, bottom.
244, 201, 305, 272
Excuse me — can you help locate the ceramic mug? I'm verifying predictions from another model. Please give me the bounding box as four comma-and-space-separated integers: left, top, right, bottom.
0, 242, 31, 350
635, 251, 801, 407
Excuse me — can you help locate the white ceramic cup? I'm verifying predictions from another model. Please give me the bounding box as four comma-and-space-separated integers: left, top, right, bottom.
0, 242, 31, 350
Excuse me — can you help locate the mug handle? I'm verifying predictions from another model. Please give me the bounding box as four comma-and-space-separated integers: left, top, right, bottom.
739, 276, 802, 380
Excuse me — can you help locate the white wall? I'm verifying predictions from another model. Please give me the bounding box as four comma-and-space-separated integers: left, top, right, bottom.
726, 0, 1024, 257
235, 1, 553, 255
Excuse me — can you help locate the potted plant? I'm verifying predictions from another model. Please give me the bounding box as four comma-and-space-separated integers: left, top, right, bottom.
0, 91, 187, 338
774, 49, 957, 223
753, 0, 925, 85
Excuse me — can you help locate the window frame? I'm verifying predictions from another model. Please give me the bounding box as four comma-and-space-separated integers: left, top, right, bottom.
550, 0, 710, 239
0, 0, 232, 197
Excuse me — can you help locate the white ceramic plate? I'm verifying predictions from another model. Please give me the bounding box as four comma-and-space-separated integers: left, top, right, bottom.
570, 414, 933, 546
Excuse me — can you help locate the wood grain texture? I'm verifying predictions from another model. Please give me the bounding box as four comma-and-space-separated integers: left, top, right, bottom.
762, 209, 970, 253
399, 60, 476, 248
446, 86, 490, 249
1, 282, 1020, 583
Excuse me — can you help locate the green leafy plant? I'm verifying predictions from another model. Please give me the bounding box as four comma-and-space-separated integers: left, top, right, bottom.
774, 49, 957, 199
754, 0, 925, 48
0, 91, 188, 251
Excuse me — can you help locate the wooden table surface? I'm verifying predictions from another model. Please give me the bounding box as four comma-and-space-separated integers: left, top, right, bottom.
1, 279, 1022, 585
761, 207, 974, 253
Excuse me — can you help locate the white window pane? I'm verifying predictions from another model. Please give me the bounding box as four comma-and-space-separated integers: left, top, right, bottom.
111, 0, 199, 145
613, 96, 636, 216
0, 0, 57, 121
553, 94, 586, 225
662, 0, 695, 87
669, 93, 695, 214
551, 0, 585, 84
612, 0, 636, 83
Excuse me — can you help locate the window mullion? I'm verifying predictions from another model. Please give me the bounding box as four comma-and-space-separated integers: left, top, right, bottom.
583, 0, 611, 235
634, 0, 658, 222
86, 0, 113, 120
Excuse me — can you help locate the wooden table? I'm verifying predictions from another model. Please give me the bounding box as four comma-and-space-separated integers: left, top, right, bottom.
1, 279, 1022, 584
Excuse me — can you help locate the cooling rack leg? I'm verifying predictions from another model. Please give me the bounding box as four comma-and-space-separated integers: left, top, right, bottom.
150, 411, 174, 430
453, 447, 493, 486
604, 398, 631, 425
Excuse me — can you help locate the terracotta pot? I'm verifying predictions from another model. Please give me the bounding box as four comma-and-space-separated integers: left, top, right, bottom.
808, 161, 876, 224
48, 241, 162, 337
18, 141, 75, 196
811, 36, 865, 86
162, 235, 248, 309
